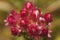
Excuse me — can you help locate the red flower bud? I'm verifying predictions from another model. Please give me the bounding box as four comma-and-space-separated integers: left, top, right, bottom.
44, 13, 53, 23
7, 16, 16, 26
11, 27, 21, 36
41, 28, 48, 37
27, 24, 38, 36
25, 1, 34, 10
30, 8, 41, 22
20, 18, 30, 29
20, 10, 28, 19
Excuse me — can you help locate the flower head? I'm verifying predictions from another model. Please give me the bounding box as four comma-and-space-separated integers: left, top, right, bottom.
4, 1, 53, 40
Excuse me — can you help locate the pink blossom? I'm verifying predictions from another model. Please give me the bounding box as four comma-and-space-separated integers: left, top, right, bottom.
4, 1, 53, 40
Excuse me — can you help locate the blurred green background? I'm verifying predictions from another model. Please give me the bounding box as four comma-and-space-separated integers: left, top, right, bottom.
0, 0, 60, 40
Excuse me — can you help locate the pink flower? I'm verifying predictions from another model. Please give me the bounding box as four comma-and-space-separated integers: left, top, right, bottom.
27, 24, 39, 38
11, 27, 21, 36
4, 1, 53, 39
37, 16, 46, 26
7, 15, 16, 26
30, 8, 41, 22
25, 1, 34, 10
20, 18, 30, 29
44, 13, 53, 23
41, 28, 48, 37
20, 10, 28, 19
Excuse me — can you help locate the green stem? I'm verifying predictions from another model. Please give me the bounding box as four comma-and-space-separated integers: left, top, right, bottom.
43, 37, 47, 40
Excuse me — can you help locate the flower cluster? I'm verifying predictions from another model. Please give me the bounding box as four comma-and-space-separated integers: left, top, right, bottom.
4, 1, 53, 40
